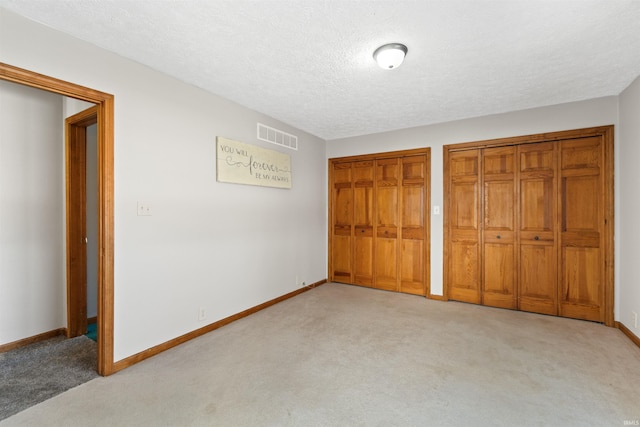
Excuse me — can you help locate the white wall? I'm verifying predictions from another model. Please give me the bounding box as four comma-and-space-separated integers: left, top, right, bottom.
619, 75, 640, 337
0, 80, 66, 343
1, 9, 328, 361
327, 97, 620, 315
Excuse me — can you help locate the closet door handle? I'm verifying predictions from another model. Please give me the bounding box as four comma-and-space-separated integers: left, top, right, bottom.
361, 229, 365, 233
534, 236, 540, 241
496, 235, 501, 239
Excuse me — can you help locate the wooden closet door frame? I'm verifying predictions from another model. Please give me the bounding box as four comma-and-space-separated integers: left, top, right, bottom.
328, 147, 432, 297
443, 125, 614, 326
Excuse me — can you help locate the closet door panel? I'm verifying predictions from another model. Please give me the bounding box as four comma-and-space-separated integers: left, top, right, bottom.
402, 186, 423, 227
483, 241, 515, 308
559, 137, 604, 322
400, 239, 424, 295
519, 242, 556, 315
353, 233, 373, 286
484, 181, 514, 229
375, 158, 400, 291
376, 237, 398, 291
451, 182, 478, 230
518, 142, 557, 315
334, 186, 353, 227
353, 161, 374, 287
520, 245, 556, 314
482, 147, 516, 309
400, 155, 427, 295
562, 175, 599, 232
562, 247, 600, 306
331, 163, 353, 283
377, 187, 398, 225
520, 180, 554, 231
332, 235, 352, 282
450, 242, 479, 300
448, 150, 481, 303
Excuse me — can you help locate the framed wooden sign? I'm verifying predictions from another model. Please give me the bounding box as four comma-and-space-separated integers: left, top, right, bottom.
216, 137, 292, 189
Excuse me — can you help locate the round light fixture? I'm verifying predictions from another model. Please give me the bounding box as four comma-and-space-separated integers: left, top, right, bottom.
373, 43, 408, 70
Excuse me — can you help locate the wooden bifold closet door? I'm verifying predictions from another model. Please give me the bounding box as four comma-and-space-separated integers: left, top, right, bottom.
444, 126, 614, 325
329, 149, 430, 296
518, 142, 558, 316
482, 146, 517, 309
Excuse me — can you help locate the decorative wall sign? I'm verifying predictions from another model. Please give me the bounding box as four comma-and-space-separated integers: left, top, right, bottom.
216, 137, 292, 189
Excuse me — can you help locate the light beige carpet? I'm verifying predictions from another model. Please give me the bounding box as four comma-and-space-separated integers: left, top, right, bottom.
2, 283, 639, 426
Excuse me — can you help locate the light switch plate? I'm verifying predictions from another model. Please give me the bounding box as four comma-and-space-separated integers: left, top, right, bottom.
137, 202, 152, 216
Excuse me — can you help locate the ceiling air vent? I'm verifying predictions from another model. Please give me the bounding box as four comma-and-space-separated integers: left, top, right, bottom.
257, 123, 298, 150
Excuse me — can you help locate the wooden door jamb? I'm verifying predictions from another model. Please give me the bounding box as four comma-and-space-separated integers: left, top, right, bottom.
66, 106, 98, 339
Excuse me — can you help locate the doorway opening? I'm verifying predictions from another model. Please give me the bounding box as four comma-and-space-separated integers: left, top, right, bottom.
66, 106, 98, 341
0, 62, 115, 375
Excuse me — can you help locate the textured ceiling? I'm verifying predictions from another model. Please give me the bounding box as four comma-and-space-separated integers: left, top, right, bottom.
2, 0, 640, 140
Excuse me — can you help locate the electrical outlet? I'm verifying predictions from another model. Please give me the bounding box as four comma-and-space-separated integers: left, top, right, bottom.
198, 307, 206, 321
633, 311, 638, 329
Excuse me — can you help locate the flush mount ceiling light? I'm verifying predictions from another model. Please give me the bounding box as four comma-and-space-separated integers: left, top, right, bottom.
373, 43, 408, 70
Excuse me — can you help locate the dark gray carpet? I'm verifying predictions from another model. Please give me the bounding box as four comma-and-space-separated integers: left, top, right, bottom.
0, 335, 98, 420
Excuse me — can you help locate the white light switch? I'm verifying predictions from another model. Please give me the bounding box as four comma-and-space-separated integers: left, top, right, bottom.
433, 205, 440, 215
137, 202, 152, 216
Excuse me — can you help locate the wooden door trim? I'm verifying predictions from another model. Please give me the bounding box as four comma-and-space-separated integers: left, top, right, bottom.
329, 147, 430, 164
603, 126, 615, 326
327, 160, 354, 284
444, 126, 614, 152
442, 149, 452, 302
66, 106, 98, 339
0, 62, 116, 375
327, 159, 334, 282
424, 154, 433, 298
443, 125, 614, 326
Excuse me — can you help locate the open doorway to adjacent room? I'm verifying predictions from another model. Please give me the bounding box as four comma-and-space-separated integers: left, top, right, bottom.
0, 62, 114, 376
